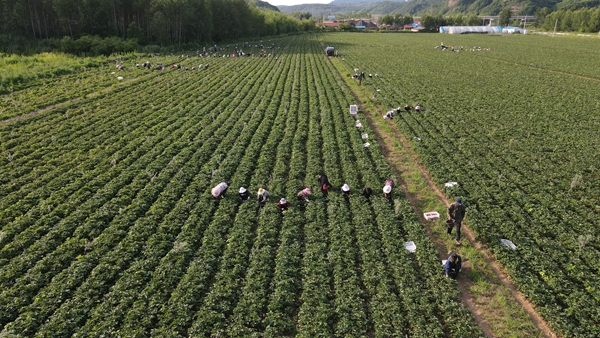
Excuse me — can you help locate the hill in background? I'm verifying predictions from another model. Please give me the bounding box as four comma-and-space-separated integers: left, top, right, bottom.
276, 0, 600, 16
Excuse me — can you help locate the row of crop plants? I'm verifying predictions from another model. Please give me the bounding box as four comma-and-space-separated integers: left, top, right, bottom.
329, 32, 600, 336
70, 37, 298, 337
313, 38, 483, 337
1, 34, 485, 336
0, 38, 295, 335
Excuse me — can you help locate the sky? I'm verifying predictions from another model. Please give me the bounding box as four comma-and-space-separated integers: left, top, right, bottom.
268, 0, 332, 6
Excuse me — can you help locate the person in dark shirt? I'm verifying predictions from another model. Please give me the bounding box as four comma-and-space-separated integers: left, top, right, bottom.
278, 198, 290, 212
362, 187, 373, 198
445, 253, 462, 279
239, 187, 250, 201
318, 174, 332, 197
447, 198, 467, 243
341, 183, 350, 200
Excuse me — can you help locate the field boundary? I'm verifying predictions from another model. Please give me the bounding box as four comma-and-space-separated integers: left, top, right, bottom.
328, 56, 557, 338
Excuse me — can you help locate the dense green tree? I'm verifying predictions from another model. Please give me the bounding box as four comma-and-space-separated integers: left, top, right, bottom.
0, 0, 308, 48
499, 7, 512, 26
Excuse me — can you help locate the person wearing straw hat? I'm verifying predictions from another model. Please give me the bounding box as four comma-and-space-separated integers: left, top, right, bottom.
341, 183, 350, 200
257, 188, 270, 205
278, 198, 290, 212
445, 253, 462, 279
383, 179, 394, 199
239, 187, 250, 201
447, 198, 466, 244
211, 182, 228, 199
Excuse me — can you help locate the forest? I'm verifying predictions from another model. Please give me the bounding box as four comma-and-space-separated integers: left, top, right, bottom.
0, 0, 314, 48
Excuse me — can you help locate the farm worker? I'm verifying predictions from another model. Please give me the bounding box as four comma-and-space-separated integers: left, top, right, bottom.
445, 253, 462, 279
415, 105, 421, 112
297, 188, 311, 202
211, 182, 228, 199
239, 187, 250, 201
404, 105, 411, 112
383, 179, 394, 198
257, 188, 270, 205
341, 184, 350, 199
362, 187, 373, 198
447, 198, 467, 244
358, 72, 365, 85
384, 110, 394, 119
318, 174, 332, 193
278, 198, 290, 212
205, 64, 209, 69
199, 64, 203, 69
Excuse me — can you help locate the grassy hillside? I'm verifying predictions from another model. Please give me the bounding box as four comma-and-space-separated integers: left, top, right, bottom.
277, 0, 600, 16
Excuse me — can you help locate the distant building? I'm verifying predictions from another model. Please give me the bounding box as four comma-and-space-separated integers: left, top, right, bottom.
439, 26, 502, 34
319, 20, 340, 29
328, 15, 335, 20
503, 26, 523, 34
348, 19, 378, 30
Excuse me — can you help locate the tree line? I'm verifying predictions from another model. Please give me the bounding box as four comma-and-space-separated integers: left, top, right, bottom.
0, 0, 315, 47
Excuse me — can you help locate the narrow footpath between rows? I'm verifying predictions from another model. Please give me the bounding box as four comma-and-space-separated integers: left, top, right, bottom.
329, 57, 557, 338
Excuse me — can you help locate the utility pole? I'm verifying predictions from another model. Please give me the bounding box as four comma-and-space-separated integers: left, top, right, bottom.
552, 18, 558, 37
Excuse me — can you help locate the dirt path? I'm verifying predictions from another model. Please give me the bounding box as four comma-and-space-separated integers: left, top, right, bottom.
357, 99, 496, 338
329, 58, 557, 338
378, 112, 556, 338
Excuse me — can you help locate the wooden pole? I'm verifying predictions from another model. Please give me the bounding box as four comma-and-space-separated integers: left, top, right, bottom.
552, 18, 558, 37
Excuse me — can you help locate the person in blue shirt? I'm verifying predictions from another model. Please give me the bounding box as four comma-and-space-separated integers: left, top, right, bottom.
445, 253, 462, 279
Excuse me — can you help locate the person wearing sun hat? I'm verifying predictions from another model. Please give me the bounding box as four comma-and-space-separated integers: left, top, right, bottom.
238, 187, 250, 201
383, 179, 394, 199
211, 182, 228, 199
296, 188, 311, 202
341, 183, 351, 200
447, 198, 467, 244
278, 197, 290, 212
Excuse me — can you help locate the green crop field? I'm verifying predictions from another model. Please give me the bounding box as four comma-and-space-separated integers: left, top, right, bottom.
1, 32, 599, 337
0, 35, 483, 337
324, 32, 600, 337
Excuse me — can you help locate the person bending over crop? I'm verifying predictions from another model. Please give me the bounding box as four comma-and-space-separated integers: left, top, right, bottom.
297, 188, 311, 202
318, 174, 332, 196
257, 188, 270, 206
362, 187, 373, 198
404, 105, 411, 112
278, 198, 290, 212
445, 253, 462, 279
211, 182, 228, 199
341, 184, 351, 200
383, 179, 394, 199
447, 198, 466, 244
239, 187, 250, 201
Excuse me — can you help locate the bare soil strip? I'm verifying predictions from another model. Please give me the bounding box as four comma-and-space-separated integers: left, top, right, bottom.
328, 57, 557, 338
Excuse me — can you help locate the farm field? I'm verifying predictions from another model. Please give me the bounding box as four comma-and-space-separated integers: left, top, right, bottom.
0, 35, 483, 337
324, 32, 600, 337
